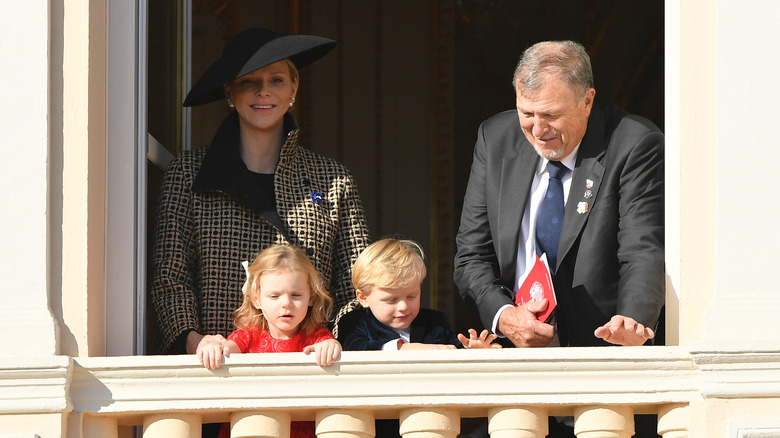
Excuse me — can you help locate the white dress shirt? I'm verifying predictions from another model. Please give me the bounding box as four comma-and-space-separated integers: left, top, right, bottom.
491, 145, 580, 334
381, 327, 411, 351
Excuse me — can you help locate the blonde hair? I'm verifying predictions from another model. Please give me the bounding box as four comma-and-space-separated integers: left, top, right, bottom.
352, 238, 427, 295
284, 59, 300, 83
233, 245, 332, 335
284, 59, 300, 114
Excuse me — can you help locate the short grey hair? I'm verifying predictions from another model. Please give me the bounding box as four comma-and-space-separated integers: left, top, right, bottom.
512, 40, 594, 100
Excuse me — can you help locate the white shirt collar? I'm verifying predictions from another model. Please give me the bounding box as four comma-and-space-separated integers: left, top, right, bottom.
536, 143, 581, 175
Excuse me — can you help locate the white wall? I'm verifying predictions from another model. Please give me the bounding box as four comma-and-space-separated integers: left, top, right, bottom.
0, 0, 58, 355
705, 0, 780, 345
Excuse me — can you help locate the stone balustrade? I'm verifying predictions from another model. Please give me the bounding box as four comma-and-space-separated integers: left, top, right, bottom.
6, 346, 780, 437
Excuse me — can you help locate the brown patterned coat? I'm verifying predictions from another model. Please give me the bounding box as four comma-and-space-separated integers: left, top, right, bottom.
152, 112, 370, 352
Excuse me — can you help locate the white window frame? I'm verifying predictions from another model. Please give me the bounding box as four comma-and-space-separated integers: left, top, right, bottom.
103, 0, 680, 355
105, 0, 193, 356
105, 0, 146, 356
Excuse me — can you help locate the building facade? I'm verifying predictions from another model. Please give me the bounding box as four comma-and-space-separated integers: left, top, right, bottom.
2, 1, 780, 437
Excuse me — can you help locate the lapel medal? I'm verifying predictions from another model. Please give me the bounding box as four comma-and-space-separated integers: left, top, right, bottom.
577, 201, 589, 214
584, 189, 593, 199
586, 179, 594, 189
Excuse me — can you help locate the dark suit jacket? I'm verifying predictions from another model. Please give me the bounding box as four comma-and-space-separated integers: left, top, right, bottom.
337, 307, 464, 350
454, 101, 664, 346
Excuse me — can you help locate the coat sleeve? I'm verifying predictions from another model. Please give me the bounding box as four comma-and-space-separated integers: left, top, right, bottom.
418, 309, 464, 348
613, 117, 665, 327
337, 309, 399, 351
151, 153, 200, 353
330, 168, 371, 316
453, 120, 515, 330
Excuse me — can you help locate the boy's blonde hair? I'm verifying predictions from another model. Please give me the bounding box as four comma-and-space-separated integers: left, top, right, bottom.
233, 245, 332, 335
352, 238, 427, 294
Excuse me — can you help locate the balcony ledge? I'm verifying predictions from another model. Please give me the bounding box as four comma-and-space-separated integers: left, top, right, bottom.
3, 345, 780, 427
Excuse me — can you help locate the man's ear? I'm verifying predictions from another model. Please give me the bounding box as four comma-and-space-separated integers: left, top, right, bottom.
582, 87, 596, 113
355, 289, 370, 308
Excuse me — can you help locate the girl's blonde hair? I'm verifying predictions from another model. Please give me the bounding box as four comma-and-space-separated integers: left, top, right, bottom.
351, 238, 427, 294
233, 245, 332, 335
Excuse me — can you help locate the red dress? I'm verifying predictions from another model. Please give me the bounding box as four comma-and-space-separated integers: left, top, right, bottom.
218, 326, 336, 438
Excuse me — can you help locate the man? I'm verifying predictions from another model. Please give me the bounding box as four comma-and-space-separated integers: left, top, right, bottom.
454, 40, 664, 348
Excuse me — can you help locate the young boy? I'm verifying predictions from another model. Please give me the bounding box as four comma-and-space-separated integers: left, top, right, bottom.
337, 238, 498, 438
337, 237, 499, 351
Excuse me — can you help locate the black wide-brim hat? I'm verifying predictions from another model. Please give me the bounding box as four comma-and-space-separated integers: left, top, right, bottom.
183, 27, 336, 107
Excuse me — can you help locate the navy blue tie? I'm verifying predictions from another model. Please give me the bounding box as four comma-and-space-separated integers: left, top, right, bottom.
536, 161, 569, 273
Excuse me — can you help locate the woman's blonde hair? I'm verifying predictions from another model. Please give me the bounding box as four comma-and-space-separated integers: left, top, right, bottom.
284, 59, 300, 83
284, 59, 300, 113
351, 238, 427, 294
233, 245, 332, 335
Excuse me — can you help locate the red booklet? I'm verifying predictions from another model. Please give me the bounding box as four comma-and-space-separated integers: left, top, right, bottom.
514, 254, 557, 323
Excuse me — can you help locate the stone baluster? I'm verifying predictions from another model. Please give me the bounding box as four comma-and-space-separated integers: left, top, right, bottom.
316, 409, 375, 438
143, 413, 202, 438
83, 415, 118, 438
573, 406, 633, 438
487, 406, 548, 438
657, 403, 690, 438
231, 411, 291, 438
399, 408, 459, 438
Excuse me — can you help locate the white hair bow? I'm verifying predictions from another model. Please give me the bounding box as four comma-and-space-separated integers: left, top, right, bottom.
241, 260, 250, 295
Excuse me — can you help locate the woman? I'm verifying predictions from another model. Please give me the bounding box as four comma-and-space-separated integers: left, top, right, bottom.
152, 27, 371, 355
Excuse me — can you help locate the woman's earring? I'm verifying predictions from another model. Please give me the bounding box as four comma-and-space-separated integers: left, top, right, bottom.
227, 99, 235, 108
289, 96, 295, 108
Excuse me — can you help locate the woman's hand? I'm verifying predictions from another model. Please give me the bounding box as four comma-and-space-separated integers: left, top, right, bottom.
303, 339, 342, 366
186, 331, 205, 354
457, 328, 502, 349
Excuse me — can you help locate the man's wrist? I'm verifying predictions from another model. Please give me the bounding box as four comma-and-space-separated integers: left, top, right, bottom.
493, 304, 514, 338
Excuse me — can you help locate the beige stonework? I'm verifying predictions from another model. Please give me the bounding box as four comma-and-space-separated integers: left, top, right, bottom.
3, 0, 780, 437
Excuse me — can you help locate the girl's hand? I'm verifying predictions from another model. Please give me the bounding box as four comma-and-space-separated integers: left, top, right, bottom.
457, 329, 502, 349
197, 334, 230, 369
303, 339, 342, 367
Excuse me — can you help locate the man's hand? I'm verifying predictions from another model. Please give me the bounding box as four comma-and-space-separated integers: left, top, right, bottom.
594, 315, 655, 346
498, 300, 555, 347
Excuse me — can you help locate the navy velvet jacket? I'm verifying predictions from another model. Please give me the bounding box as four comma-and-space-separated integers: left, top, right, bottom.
337, 307, 463, 350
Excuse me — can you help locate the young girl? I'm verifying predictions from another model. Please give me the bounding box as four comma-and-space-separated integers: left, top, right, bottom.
198, 244, 341, 370
198, 245, 341, 438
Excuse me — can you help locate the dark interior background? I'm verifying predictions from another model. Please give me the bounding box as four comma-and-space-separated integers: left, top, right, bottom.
147, 0, 664, 351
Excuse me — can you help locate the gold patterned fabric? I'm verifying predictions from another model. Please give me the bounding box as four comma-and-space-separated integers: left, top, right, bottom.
152, 112, 370, 352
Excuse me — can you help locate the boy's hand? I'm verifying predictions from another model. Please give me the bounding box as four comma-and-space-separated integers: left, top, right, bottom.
399, 342, 457, 350
458, 328, 502, 349
303, 339, 342, 366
